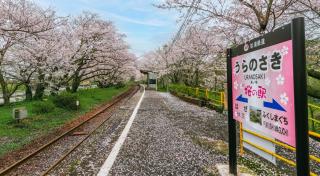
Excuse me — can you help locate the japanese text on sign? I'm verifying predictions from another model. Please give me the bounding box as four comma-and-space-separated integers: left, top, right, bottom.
232, 40, 295, 147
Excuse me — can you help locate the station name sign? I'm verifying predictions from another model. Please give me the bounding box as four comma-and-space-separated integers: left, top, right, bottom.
231, 24, 296, 147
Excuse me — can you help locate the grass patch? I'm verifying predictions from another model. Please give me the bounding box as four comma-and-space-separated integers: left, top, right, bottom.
157, 86, 168, 92
191, 136, 228, 155
238, 155, 289, 175
202, 165, 220, 176
203, 164, 257, 176
32, 101, 55, 114
238, 165, 257, 175
168, 84, 224, 111
68, 159, 81, 174
0, 85, 131, 157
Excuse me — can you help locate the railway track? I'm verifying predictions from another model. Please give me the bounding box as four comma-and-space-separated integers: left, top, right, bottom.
0, 85, 140, 176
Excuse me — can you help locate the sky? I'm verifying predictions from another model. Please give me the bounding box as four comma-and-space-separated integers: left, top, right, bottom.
34, 0, 179, 57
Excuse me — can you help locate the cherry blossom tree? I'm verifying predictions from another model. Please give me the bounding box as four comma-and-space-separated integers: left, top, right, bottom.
3, 46, 37, 101
157, 0, 320, 97
0, 1, 137, 104
9, 26, 67, 100
293, 0, 320, 28
139, 25, 226, 89
159, 0, 295, 34
0, 0, 56, 105
60, 12, 134, 93
95, 52, 137, 88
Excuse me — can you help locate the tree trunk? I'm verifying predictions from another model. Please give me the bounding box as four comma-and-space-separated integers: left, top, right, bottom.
97, 81, 108, 88
194, 69, 199, 87
0, 72, 10, 105
71, 75, 81, 93
34, 83, 45, 100
3, 94, 9, 105
25, 84, 33, 101
97, 81, 104, 88
34, 73, 45, 100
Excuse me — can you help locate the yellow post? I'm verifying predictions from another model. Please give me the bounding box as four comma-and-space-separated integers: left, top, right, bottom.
220, 92, 224, 107
205, 88, 209, 99
224, 87, 228, 110
239, 123, 244, 156
196, 88, 199, 97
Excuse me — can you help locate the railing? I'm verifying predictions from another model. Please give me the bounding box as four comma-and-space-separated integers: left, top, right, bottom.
168, 84, 224, 108
308, 104, 320, 138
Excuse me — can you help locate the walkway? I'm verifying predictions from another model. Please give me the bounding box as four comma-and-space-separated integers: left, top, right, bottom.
107, 91, 228, 175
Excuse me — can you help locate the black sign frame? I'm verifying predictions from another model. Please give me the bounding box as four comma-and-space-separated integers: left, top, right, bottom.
226, 17, 309, 175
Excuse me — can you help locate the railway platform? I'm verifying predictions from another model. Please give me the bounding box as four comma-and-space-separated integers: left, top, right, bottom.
98, 90, 228, 176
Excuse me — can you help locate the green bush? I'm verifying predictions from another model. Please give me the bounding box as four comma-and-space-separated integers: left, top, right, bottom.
32, 101, 55, 114
51, 93, 78, 110
115, 82, 125, 89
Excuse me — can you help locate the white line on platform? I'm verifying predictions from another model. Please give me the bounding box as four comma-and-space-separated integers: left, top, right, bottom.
97, 85, 145, 176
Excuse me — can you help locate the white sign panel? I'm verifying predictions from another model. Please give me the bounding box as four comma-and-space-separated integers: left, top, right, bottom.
243, 122, 276, 164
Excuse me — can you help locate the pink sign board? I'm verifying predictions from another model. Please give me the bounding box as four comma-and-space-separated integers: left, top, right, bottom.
232, 40, 296, 147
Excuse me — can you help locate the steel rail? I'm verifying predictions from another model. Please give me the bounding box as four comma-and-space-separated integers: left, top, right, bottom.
41, 86, 140, 175
0, 85, 139, 175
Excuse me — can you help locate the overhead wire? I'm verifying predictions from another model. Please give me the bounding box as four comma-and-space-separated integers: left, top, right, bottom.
165, 0, 199, 54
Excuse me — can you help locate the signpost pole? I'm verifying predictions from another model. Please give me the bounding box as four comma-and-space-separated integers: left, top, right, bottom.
227, 48, 237, 175
292, 17, 309, 176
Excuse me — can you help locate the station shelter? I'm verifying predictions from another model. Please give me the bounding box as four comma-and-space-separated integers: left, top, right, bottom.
140, 70, 158, 90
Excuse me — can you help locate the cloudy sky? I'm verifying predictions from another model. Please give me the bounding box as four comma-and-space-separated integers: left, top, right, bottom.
35, 0, 179, 57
